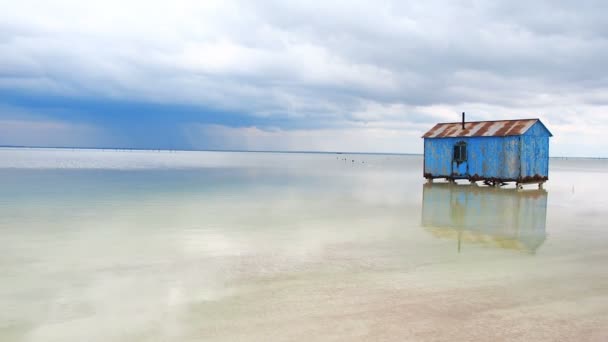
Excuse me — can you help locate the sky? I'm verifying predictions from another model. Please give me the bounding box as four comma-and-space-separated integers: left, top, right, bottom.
1, 0, 607, 156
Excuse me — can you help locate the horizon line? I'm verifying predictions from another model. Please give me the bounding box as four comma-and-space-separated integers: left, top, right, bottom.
0, 145, 605, 159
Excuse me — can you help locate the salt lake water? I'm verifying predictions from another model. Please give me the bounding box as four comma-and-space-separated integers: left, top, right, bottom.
1, 148, 607, 341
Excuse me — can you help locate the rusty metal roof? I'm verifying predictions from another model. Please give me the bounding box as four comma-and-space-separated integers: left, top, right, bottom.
422, 119, 541, 138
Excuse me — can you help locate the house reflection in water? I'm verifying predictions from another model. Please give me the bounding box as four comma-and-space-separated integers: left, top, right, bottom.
421, 183, 548, 254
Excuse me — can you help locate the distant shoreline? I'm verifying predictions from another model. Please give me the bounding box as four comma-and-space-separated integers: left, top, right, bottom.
0, 145, 420, 157
0, 145, 605, 159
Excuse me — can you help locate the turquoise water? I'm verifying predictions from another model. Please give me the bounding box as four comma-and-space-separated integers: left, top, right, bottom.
1, 148, 607, 341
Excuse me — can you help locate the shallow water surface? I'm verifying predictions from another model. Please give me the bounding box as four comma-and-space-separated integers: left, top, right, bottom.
1, 148, 607, 341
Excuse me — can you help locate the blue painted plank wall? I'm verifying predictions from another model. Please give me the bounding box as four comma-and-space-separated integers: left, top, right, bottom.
424, 136, 521, 179
424, 137, 453, 176
520, 122, 550, 178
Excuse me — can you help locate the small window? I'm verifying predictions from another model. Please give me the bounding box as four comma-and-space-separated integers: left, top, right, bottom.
453, 142, 467, 163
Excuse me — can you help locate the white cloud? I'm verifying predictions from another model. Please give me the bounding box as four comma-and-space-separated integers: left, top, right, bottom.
1, 0, 607, 155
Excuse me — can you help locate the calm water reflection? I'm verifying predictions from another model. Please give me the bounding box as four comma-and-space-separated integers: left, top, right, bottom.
422, 183, 547, 253
0, 149, 607, 341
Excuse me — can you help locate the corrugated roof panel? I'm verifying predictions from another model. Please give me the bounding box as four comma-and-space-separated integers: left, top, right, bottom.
422, 119, 539, 138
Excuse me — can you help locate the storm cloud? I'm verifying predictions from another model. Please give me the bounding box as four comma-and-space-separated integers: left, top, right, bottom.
1, 0, 607, 155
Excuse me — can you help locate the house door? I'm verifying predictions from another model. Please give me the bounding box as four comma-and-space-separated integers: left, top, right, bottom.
452, 141, 468, 178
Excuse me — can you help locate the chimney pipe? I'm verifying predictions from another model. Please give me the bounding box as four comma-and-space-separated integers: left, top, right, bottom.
462, 112, 465, 129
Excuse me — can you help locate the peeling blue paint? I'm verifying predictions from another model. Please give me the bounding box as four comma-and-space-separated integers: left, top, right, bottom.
423, 121, 551, 182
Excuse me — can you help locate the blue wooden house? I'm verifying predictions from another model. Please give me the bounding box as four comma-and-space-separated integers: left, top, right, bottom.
422, 115, 552, 188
